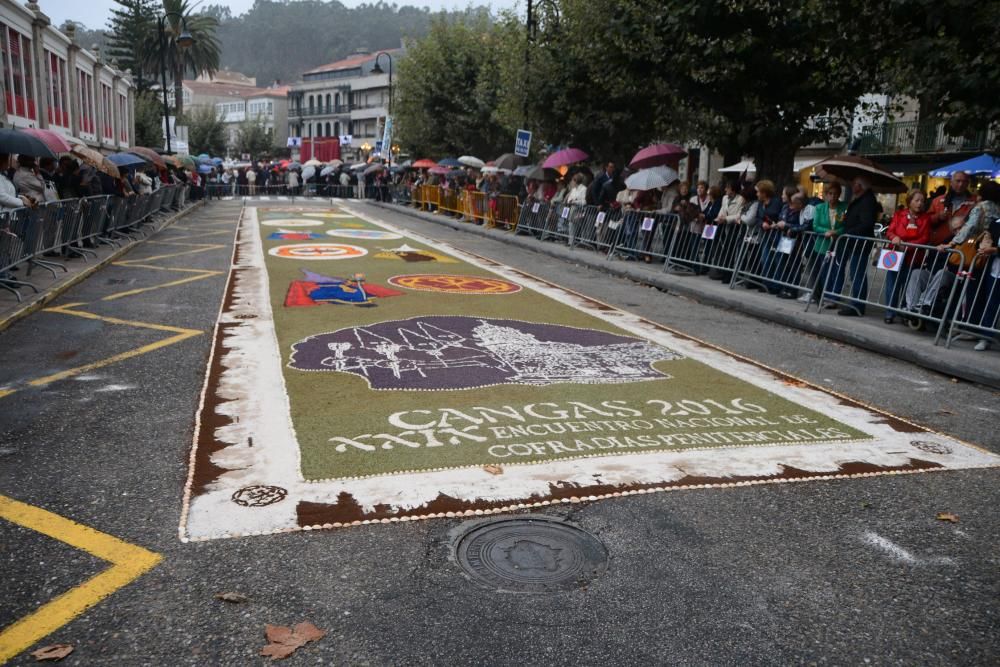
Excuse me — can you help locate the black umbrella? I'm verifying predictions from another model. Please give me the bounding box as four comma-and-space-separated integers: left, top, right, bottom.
494, 153, 525, 171
0, 128, 57, 158
524, 165, 560, 181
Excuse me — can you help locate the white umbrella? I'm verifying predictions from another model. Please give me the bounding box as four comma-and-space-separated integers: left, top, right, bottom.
320, 165, 336, 177
304, 159, 324, 168
718, 160, 756, 173
458, 155, 485, 169
625, 165, 679, 191
302, 165, 316, 181
327, 159, 344, 168
350, 162, 368, 171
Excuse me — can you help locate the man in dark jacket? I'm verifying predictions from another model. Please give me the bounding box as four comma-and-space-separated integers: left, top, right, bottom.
828, 176, 878, 315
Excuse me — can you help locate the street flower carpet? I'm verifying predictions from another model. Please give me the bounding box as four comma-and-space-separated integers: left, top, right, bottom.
180, 204, 1000, 540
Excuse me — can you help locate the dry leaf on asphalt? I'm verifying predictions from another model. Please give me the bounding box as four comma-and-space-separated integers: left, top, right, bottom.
936, 512, 960, 523
31, 644, 74, 661
260, 622, 326, 660
937, 409, 956, 415
214, 592, 248, 603
483, 464, 503, 475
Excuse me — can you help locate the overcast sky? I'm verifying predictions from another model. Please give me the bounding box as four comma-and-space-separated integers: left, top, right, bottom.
40, 0, 521, 31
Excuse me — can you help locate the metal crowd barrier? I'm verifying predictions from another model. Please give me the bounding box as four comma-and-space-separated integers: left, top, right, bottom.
607, 210, 680, 263
0, 186, 189, 303
945, 251, 1000, 347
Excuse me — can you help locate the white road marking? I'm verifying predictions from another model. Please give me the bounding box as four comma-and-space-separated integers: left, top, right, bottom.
862, 531, 954, 566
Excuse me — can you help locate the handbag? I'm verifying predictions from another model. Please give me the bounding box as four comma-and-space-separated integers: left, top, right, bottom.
947, 232, 987, 270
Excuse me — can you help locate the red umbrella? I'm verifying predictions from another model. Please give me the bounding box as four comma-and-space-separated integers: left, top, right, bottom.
20, 128, 74, 154
542, 147, 589, 169
412, 158, 437, 169
628, 143, 687, 170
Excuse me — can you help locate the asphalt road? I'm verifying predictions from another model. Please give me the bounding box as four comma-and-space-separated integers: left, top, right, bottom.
1, 199, 997, 665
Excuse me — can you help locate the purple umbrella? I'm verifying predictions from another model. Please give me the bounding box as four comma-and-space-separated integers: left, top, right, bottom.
542, 147, 589, 169
628, 143, 687, 171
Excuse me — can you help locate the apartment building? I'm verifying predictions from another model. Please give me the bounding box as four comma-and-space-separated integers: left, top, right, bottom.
286, 48, 400, 162
0, 0, 135, 151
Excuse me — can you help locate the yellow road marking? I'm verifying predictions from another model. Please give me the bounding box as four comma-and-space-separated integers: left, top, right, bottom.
0, 494, 162, 663
154, 229, 233, 242
101, 271, 222, 302
0, 305, 202, 397
120, 245, 225, 263
110, 263, 218, 273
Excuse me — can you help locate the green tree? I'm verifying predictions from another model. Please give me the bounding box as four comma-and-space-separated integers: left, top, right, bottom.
105, 0, 157, 92
881, 0, 1000, 148
553, 0, 890, 181
185, 105, 226, 156
233, 114, 274, 159
145, 0, 221, 116
394, 13, 508, 158
133, 90, 166, 148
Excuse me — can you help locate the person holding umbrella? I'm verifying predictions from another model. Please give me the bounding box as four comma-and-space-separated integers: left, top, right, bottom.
0, 154, 34, 210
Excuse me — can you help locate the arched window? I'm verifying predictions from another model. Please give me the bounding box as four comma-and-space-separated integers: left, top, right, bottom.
315, 123, 322, 137
325, 122, 331, 136
334, 122, 340, 137
308, 95, 314, 112
325, 94, 331, 111
334, 93, 340, 109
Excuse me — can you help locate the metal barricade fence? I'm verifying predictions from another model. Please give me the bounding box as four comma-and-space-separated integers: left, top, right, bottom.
23, 203, 67, 278
607, 210, 680, 262
465, 191, 488, 224
536, 202, 575, 243
662, 220, 749, 277
0, 209, 35, 301
731, 227, 823, 297
515, 200, 551, 236
946, 251, 1000, 348
438, 188, 463, 216
571, 206, 622, 252
422, 185, 441, 212
489, 195, 520, 230
816, 234, 967, 344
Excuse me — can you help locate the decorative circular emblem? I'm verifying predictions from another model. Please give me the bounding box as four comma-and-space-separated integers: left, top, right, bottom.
453, 517, 608, 593
326, 229, 403, 240
880, 251, 901, 270
231, 485, 288, 507
910, 440, 953, 455
268, 243, 368, 260
260, 218, 323, 227
388, 274, 522, 294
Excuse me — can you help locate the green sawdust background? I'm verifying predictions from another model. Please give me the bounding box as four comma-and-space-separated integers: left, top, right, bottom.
255, 207, 873, 480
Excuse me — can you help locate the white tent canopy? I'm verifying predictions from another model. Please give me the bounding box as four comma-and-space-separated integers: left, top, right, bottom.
717, 158, 824, 174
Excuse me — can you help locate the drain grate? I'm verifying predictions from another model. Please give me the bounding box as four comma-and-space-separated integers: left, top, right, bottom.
453, 516, 607, 593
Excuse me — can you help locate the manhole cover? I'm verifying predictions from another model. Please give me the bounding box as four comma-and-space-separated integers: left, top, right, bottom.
453, 516, 607, 593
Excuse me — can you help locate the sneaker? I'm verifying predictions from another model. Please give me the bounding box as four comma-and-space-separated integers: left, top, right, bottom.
797, 294, 812, 303
974, 340, 992, 351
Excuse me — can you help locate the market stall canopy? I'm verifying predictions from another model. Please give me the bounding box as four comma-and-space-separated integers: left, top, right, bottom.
458, 155, 485, 169
0, 128, 57, 158
71, 143, 120, 179
624, 165, 679, 191
412, 158, 437, 169
814, 155, 907, 194
20, 128, 74, 155
542, 147, 589, 169
628, 143, 686, 171
928, 153, 1000, 178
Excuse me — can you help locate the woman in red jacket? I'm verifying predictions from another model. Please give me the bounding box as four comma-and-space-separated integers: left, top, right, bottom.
884, 190, 931, 323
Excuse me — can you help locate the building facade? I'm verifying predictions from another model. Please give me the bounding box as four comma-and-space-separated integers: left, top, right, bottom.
286, 49, 399, 162
0, 0, 135, 151
177, 78, 289, 156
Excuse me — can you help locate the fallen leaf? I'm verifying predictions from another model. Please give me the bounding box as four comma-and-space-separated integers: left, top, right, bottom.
483, 464, 503, 475
214, 592, 248, 603
31, 644, 73, 661
937, 409, 955, 415
260, 622, 326, 660
936, 512, 960, 523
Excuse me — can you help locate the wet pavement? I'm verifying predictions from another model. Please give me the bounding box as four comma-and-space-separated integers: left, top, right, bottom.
0, 199, 997, 665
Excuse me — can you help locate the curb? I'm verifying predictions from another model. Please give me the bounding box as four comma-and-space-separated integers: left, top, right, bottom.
0, 201, 205, 333
369, 201, 1000, 390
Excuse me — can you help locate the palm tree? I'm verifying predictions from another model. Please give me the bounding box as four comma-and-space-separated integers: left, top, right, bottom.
146, 0, 221, 117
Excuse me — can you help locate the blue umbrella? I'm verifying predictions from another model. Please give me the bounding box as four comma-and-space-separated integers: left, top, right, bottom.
108, 152, 147, 168
928, 153, 1000, 178
197, 164, 214, 174
211, 157, 224, 165
437, 157, 462, 168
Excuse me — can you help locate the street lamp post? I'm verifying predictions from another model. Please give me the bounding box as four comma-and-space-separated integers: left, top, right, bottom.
157, 12, 195, 154
370, 52, 393, 171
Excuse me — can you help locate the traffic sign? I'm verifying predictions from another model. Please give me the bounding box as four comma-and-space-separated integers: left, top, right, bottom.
515, 129, 532, 158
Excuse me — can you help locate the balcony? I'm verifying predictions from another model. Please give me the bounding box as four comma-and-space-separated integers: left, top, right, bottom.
857, 120, 996, 155
294, 104, 350, 117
